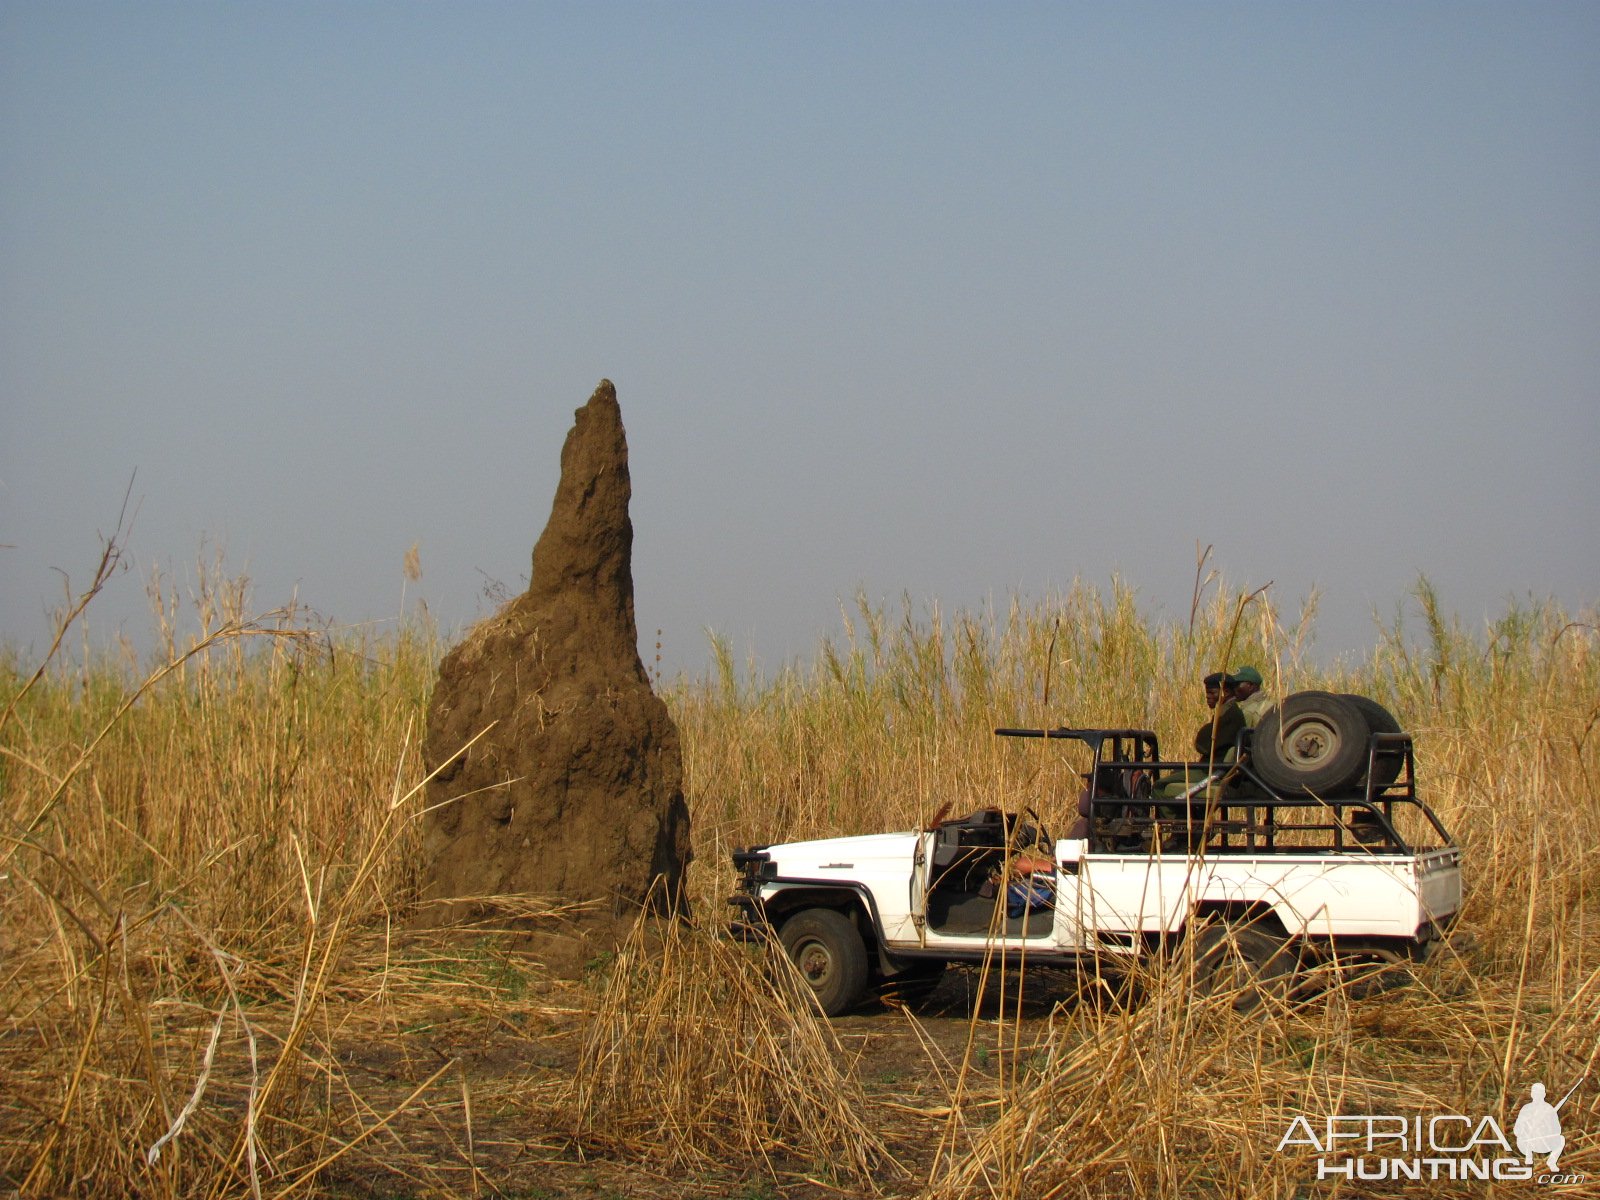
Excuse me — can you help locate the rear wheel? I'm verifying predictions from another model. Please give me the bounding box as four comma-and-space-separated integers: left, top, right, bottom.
779, 908, 870, 1017
1333, 944, 1418, 999
1253, 691, 1370, 794
1192, 922, 1296, 1012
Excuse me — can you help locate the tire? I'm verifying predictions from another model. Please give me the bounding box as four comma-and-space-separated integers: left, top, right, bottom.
1252, 690, 1371, 794
1192, 922, 1296, 1013
1291, 942, 1415, 1002
1333, 944, 1419, 1000
779, 908, 870, 1017
1340, 694, 1403, 788
879, 960, 946, 1010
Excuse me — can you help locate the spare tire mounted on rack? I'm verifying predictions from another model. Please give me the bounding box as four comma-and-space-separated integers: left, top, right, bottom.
1339, 693, 1404, 788
1252, 690, 1393, 795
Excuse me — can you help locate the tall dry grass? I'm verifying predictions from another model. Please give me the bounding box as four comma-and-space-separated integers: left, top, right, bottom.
2, 548, 1596, 1198
1, 557, 448, 1198
565, 912, 899, 1186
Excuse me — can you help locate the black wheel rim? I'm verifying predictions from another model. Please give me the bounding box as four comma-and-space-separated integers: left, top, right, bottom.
794, 937, 833, 987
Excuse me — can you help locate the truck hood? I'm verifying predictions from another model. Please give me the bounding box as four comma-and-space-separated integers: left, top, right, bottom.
763, 830, 918, 868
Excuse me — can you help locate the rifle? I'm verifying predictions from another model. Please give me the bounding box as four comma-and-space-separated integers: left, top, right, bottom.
1553, 1077, 1585, 1112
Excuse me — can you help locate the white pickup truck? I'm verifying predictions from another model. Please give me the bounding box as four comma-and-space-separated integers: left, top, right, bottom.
729, 709, 1463, 1015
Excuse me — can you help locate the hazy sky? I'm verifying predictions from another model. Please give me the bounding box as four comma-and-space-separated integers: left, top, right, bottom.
3, 2, 1597, 678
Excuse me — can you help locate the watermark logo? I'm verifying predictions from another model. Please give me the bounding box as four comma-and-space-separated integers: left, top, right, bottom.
1513, 1080, 1576, 1172
1276, 1078, 1586, 1186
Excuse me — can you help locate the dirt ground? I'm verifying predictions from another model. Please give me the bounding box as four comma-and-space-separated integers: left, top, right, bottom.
316, 956, 1084, 1200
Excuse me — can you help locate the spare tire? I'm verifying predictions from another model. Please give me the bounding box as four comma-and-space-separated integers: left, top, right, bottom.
1341, 694, 1402, 788
1253, 691, 1370, 795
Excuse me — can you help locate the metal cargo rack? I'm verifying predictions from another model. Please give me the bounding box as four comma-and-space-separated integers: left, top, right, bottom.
995, 725, 1457, 856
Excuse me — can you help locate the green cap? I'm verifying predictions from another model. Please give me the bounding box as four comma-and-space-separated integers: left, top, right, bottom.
1231, 666, 1263, 685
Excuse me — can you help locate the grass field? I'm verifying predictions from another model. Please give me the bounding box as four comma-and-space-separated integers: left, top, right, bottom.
2, 557, 1596, 1198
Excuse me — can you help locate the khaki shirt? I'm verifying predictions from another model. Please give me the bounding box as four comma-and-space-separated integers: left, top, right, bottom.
1239, 692, 1271, 726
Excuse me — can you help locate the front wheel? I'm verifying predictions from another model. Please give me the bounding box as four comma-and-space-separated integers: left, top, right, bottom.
779, 908, 870, 1016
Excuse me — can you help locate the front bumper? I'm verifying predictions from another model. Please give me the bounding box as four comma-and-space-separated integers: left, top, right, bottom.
726, 891, 769, 940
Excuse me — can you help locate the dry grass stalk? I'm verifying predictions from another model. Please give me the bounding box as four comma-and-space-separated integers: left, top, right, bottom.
566, 913, 901, 1187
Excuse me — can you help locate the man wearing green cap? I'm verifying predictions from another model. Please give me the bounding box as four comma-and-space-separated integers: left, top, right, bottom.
1232, 666, 1270, 726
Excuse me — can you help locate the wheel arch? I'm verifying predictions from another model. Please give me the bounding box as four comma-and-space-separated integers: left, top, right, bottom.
765, 884, 878, 938
1186, 900, 1291, 940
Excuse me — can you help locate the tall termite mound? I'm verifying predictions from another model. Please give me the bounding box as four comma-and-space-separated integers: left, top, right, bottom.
421, 380, 690, 920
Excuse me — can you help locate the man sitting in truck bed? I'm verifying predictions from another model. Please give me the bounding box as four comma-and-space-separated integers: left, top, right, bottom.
1231, 666, 1270, 726
1194, 671, 1246, 761
1146, 672, 1246, 809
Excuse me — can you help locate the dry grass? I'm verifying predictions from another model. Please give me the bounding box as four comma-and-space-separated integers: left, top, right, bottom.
566, 914, 899, 1185
2, 549, 1597, 1197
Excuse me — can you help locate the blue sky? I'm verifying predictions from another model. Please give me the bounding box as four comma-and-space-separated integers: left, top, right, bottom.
3, 2, 1596, 677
